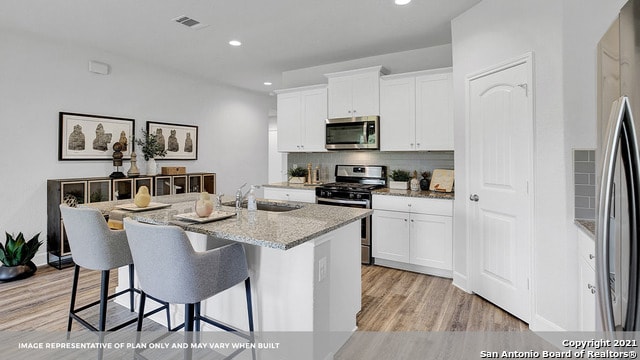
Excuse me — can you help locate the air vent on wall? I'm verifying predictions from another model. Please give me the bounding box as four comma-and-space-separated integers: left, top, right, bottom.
172, 15, 208, 30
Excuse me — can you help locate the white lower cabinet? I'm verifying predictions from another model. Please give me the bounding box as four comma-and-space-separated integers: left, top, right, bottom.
372, 194, 453, 277
371, 210, 410, 263
577, 227, 596, 331
410, 213, 453, 269
263, 187, 316, 203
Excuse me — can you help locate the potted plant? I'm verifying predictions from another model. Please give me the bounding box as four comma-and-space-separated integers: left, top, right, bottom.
389, 169, 411, 190
135, 128, 167, 176
0, 232, 42, 282
288, 166, 308, 184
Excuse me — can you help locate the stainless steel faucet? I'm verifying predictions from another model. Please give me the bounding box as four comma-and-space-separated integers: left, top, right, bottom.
235, 183, 247, 212
214, 193, 224, 210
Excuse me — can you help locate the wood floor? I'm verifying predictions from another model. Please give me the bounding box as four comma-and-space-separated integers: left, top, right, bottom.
0, 264, 527, 332
357, 265, 528, 331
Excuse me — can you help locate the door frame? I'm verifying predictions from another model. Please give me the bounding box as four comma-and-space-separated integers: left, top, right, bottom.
464, 52, 536, 322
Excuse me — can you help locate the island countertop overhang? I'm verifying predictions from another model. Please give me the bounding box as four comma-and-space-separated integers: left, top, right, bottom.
85, 193, 371, 250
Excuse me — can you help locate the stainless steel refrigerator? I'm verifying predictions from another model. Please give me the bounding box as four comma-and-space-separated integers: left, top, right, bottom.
596, 0, 640, 331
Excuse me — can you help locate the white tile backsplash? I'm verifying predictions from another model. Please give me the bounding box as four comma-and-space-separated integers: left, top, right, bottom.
287, 151, 454, 183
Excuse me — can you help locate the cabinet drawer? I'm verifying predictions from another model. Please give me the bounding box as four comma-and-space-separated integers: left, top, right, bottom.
372, 194, 452, 216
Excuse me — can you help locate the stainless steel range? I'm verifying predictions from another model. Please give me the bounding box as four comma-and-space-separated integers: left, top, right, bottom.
315, 165, 387, 264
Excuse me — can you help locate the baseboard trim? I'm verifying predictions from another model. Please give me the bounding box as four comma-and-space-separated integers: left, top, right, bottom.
529, 313, 565, 332
452, 271, 470, 293
373, 258, 453, 279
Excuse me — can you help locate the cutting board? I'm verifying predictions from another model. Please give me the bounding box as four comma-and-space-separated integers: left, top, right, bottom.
429, 169, 454, 192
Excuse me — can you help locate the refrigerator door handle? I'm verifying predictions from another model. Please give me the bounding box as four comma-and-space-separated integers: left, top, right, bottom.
597, 96, 640, 332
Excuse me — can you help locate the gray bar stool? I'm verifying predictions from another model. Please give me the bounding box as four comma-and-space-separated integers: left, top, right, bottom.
59, 205, 170, 331
123, 218, 254, 341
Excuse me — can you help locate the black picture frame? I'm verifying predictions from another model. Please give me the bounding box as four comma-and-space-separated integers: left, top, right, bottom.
146, 121, 198, 160
59, 112, 135, 161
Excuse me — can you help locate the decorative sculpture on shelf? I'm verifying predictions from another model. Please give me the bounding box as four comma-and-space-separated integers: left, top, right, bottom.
109, 141, 125, 179
127, 151, 140, 178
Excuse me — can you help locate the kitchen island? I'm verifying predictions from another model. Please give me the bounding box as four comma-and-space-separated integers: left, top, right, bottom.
86, 193, 368, 357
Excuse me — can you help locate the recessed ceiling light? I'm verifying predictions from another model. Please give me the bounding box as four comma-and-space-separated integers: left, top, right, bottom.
264, 82, 272, 86
229, 40, 242, 47
395, 0, 411, 5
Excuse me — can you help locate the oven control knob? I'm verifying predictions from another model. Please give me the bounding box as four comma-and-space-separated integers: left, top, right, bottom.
349, 193, 355, 199
356, 193, 362, 199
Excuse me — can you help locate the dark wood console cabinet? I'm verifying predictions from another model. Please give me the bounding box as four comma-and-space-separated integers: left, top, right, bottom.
46, 172, 216, 269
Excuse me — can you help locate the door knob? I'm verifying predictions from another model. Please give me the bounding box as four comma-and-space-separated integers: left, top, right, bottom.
469, 194, 479, 202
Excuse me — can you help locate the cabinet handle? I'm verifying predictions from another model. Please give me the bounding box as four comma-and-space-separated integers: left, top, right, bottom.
407, 203, 412, 207
416, 143, 421, 147
410, 143, 414, 147
411, 219, 414, 223
348, 110, 352, 114
404, 218, 408, 222
588, 284, 597, 294
470, 194, 480, 202
589, 254, 595, 259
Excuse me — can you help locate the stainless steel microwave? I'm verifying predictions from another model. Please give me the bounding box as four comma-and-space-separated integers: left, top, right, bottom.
325, 116, 379, 150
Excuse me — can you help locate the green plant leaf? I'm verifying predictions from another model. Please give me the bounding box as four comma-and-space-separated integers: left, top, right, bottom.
0, 232, 42, 266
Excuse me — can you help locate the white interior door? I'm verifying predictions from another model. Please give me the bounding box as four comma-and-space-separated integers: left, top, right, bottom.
468, 56, 533, 323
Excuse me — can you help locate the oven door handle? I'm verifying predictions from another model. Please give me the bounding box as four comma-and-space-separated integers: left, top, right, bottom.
316, 197, 369, 207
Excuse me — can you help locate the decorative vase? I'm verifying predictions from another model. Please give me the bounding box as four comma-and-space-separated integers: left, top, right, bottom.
420, 178, 430, 191
146, 158, 157, 176
389, 180, 409, 190
195, 192, 214, 218
410, 178, 419, 191
0, 261, 37, 282
134, 186, 151, 208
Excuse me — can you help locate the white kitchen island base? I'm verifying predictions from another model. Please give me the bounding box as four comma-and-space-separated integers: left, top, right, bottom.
117, 220, 361, 358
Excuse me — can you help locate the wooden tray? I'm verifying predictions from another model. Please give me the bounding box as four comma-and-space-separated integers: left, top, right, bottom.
174, 210, 236, 223
114, 202, 171, 211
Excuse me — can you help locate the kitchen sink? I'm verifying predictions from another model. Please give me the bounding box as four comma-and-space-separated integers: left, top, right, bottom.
222, 201, 302, 212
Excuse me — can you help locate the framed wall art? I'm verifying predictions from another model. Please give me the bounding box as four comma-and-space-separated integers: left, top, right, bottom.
146, 121, 198, 160
59, 112, 135, 161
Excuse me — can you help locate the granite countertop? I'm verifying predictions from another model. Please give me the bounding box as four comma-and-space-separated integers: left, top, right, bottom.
373, 188, 455, 200
263, 182, 455, 200
575, 219, 596, 239
84, 193, 370, 250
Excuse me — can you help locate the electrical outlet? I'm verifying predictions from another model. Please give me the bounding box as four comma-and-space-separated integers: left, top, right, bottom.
318, 257, 327, 282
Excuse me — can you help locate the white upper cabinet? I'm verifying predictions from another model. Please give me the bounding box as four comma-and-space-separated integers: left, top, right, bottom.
275, 85, 327, 153
380, 68, 453, 151
326, 66, 384, 119
379, 76, 415, 151
415, 71, 454, 150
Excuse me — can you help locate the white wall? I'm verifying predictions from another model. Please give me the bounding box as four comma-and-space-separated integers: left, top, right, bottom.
0, 29, 272, 265
281, 44, 453, 88
452, 0, 624, 331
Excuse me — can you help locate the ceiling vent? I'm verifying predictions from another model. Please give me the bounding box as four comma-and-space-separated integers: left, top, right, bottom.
172, 15, 208, 30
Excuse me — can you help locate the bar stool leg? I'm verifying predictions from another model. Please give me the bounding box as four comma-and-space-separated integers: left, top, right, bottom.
98, 270, 110, 332
245, 278, 254, 332
128, 264, 135, 312
67, 265, 81, 332
245, 278, 256, 360
184, 303, 195, 332
195, 302, 201, 332
136, 292, 146, 332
